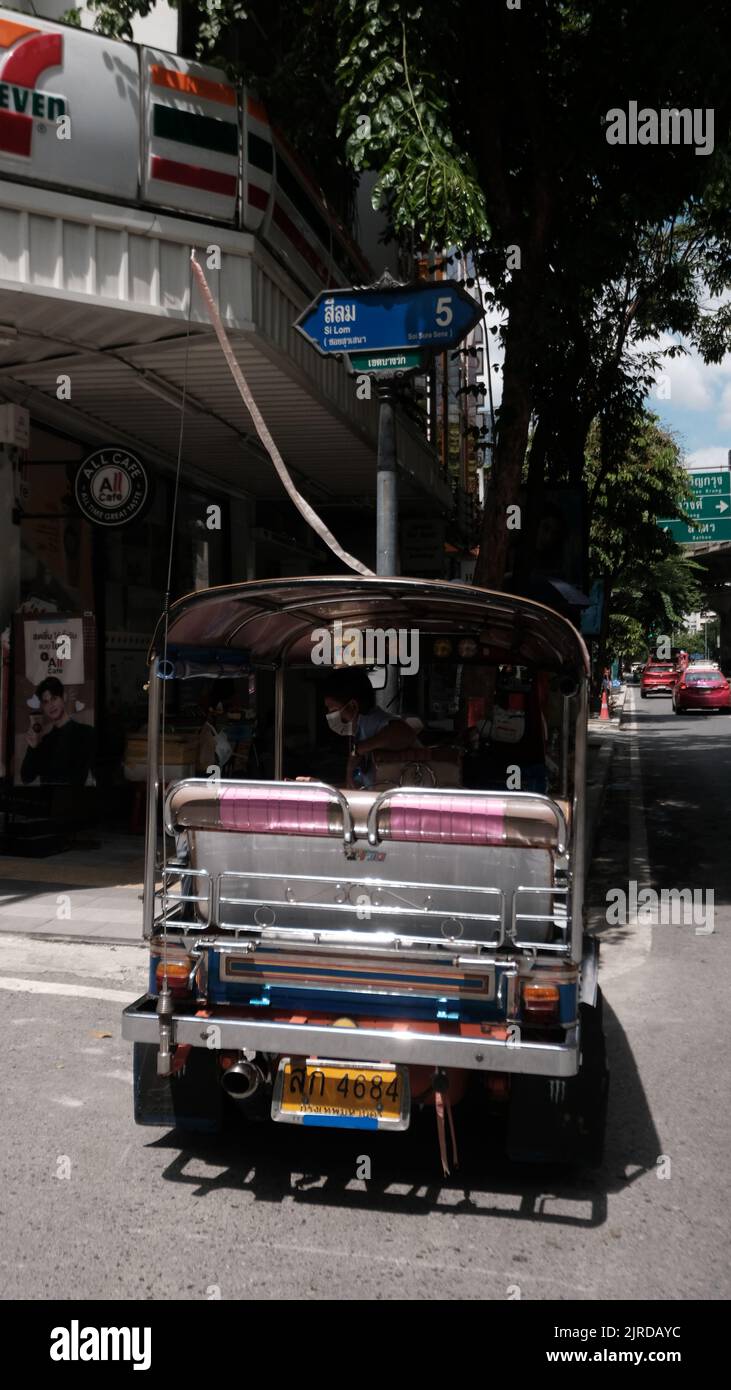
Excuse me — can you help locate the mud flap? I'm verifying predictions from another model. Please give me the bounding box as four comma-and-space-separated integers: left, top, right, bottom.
133, 1042, 224, 1133
506, 998, 609, 1167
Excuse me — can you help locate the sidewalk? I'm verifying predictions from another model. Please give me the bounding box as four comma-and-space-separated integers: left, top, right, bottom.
0, 833, 145, 944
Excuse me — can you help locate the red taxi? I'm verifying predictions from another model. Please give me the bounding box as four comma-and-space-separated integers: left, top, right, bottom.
640, 661, 676, 698
672, 665, 731, 715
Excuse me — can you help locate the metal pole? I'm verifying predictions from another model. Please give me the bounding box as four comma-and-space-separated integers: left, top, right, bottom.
376, 382, 398, 576
375, 382, 399, 711
142, 660, 161, 940
274, 665, 284, 780
571, 676, 588, 963
560, 695, 570, 800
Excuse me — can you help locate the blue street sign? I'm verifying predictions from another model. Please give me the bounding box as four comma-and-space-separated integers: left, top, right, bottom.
295, 281, 484, 356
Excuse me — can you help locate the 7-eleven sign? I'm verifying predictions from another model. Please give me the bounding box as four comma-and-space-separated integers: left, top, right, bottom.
0, 16, 66, 158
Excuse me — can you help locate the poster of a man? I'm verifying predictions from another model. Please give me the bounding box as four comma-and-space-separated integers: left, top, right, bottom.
20, 676, 95, 786
13, 614, 96, 789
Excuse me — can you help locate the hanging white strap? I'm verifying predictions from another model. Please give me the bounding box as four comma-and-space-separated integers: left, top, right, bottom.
190, 252, 375, 578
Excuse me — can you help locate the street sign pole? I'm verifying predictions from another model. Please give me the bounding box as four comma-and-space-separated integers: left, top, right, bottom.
294, 272, 484, 598
375, 380, 398, 576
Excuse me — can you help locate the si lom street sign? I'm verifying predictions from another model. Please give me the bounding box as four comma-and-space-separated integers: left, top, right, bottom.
295, 281, 484, 357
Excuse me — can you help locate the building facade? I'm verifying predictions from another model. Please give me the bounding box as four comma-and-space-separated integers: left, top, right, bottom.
0, 5, 452, 815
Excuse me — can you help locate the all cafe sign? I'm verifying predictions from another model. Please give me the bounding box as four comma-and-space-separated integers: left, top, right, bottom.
74, 448, 151, 528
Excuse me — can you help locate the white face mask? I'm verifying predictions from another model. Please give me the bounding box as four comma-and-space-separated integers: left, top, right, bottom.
326, 707, 354, 737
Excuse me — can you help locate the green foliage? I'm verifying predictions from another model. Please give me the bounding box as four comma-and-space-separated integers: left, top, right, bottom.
586, 411, 704, 637
336, 2, 488, 247
83, 0, 157, 41
607, 613, 645, 662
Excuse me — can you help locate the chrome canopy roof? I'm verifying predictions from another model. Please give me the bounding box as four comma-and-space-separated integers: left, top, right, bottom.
150, 577, 590, 674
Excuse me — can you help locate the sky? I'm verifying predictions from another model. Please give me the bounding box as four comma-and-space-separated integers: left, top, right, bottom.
476, 306, 731, 476
644, 331, 731, 472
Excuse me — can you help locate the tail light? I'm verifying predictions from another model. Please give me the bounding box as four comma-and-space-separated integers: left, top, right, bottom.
154, 950, 194, 997
522, 983, 560, 1022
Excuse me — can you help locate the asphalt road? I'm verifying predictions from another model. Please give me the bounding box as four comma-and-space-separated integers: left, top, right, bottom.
1, 686, 728, 1301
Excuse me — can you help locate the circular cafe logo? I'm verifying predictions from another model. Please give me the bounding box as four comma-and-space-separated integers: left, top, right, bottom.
74, 449, 150, 527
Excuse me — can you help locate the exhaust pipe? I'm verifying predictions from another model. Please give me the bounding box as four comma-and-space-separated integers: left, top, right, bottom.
220, 1057, 264, 1102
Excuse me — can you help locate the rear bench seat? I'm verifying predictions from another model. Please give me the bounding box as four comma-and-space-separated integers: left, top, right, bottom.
374, 792, 562, 851
163, 781, 564, 945
166, 781, 563, 850
166, 781, 346, 838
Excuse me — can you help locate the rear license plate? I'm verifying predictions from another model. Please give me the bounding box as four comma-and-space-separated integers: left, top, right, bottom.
272, 1059, 410, 1130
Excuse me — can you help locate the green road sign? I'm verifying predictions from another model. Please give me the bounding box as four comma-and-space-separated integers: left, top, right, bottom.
346, 347, 428, 376
658, 469, 731, 540
679, 494, 731, 521
660, 517, 731, 543
687, 470, 731, 496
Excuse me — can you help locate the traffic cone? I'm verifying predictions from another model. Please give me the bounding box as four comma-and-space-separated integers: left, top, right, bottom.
600, 688, 610, 721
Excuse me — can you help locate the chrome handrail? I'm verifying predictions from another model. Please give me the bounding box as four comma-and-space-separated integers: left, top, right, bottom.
215, 867, 506, 943
510, 884, 571, 954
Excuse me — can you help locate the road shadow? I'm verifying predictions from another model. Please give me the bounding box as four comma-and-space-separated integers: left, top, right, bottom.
142, 999, 659, 1231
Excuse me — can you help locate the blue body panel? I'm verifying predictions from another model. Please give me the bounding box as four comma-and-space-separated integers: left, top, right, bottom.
206, 950, 504, 1023
148, 951, 577, 1028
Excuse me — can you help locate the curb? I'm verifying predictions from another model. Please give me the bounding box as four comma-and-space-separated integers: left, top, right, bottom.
585, 739, 614, 871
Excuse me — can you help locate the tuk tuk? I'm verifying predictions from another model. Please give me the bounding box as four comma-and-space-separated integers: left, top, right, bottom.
122, 576, 608, 1169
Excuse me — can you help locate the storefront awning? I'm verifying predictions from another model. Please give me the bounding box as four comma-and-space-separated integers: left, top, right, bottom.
0, 182, 452, 515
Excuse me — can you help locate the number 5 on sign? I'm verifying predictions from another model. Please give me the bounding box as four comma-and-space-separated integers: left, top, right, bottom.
436, 296, 453, 327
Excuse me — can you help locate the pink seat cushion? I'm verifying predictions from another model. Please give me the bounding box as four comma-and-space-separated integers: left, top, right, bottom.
384, 795, 507, 845
219, 786, 340, 836
168, 783, 342, 836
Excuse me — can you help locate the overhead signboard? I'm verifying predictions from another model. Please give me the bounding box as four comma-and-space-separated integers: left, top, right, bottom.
660, 518, 731, 543
295, 281, 484, 357
658, 470, 731, 543
0, 9, 139, 200
141, 47, 239, 223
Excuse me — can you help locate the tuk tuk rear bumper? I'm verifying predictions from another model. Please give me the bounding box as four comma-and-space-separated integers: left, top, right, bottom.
122, 994, 579, 1077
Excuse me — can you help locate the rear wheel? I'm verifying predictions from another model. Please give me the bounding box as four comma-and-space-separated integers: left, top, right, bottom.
506, 992, 609, 1168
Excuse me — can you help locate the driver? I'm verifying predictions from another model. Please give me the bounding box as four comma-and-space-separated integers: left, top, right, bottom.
322, 668, 417, 788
